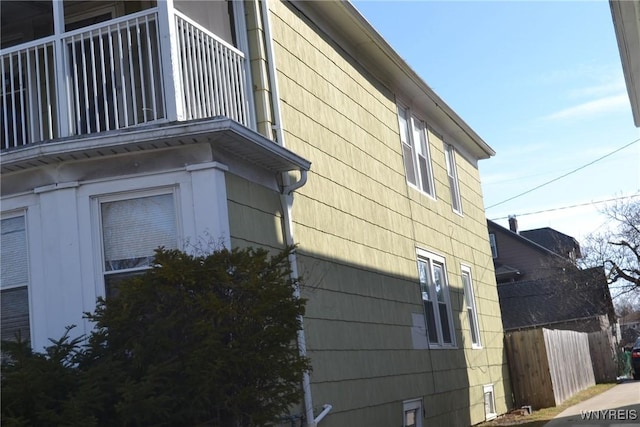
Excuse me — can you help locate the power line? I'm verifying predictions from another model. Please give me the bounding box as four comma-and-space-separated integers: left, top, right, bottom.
490, 193, 640, 220
486, 137, 640, 209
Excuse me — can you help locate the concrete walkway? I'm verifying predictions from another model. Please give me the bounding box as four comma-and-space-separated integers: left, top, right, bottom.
544, 380, 640, 426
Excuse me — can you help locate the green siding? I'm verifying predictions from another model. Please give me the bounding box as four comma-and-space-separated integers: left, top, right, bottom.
234, 1, 513, 425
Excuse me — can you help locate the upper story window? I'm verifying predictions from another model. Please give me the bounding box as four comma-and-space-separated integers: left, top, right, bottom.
98, 190, 178, 297
445, 143, 462, 214
1, 214, 31, 344
398, 106, 435, 197
417, 250, 455, 347
461, 265, 481, 348
489, 233, 498, 259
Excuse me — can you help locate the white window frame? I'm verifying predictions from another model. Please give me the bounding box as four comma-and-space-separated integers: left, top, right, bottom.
94, 187, 180, 297
461, 265, 481, 349
416, 249, 456, 348
1, 211, 32, 343
398, 105, 436, 198
483, 384, 497, 421
402, 398, 423, 427
445, 143, 462, 214
489, 233, 498, 259
64, 4, 118, 30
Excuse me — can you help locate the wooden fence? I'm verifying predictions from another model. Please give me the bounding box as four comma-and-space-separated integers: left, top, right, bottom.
505, 328, 595, 409
588, 329, 617, 383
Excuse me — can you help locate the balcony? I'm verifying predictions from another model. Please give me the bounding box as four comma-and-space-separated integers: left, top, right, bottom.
1, 2, 250, 151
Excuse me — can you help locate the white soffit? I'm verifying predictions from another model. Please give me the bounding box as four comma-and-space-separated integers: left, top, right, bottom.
611, 0, 640, 127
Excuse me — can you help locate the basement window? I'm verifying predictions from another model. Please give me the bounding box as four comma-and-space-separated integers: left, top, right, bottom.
403, 399, 423, 427
484, 384, 497, 421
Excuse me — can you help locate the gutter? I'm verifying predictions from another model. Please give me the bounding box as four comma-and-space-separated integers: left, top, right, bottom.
260, 1, 330, 426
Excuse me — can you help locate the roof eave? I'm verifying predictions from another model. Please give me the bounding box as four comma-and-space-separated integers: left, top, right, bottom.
296, 1, 496, 159
610, 0, 640, 127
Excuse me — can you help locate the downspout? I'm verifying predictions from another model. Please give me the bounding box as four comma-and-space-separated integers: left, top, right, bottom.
259, 1, 331, 425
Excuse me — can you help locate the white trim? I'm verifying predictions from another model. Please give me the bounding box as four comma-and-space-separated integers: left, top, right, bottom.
483, 384, 497, 421
416, 248, 456, 348
34, 181, 80, 194
445, 143, 463, 215
489, 233, 498, 259
0, 210, 33, 344
92, 186, 181, 298
0, 211, 30, 290
461, 264, 482, 349
397, 103, 436, 199
231, 0, 256, 131
64, 5, 117, 30
185, 161, 229, 172
402, 398, 423, 427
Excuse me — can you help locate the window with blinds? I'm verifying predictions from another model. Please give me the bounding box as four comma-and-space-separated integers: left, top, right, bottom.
1, 215, 31, 343
100, 193, 177, 296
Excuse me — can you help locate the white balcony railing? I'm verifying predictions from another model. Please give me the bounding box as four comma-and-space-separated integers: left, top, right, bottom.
1, 8, 249, 151
1, 40, 57, 149
175, 12, 248, 126
63, 11, 165, 137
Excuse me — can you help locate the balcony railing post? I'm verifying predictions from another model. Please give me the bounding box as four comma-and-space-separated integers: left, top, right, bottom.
231, 1, 256, 131
53, 0, 71, 137
157, 0, 183, 122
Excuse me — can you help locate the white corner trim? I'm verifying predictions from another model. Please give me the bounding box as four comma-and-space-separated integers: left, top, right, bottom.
34, 182, 80, 194
185, 161, 229, 172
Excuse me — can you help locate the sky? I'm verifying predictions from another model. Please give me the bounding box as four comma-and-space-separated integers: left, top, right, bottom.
352, 0, 640, 244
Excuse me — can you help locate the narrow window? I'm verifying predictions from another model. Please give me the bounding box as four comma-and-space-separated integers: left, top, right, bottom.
484, 384, 497, 420
462, 266, 481, 348
100, 192, 178, 296
403, 399, 423, 427
416, 250, 455, 347
489, 233, 498, 258
1, 215, 30, 343
397, 105, 435, 197
445, 144, 462, 213
418, 259, 438, 344
398, 107, 418, 186
412, 119, 434, 195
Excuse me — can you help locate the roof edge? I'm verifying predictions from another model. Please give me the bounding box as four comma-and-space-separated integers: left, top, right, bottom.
293, 1, 496, 159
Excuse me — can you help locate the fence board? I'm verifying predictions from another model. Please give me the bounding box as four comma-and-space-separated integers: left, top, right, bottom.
505, 328, 596, 410
543, 329, 595, 405
588, 330, 617, 383
505, 329, 555, 409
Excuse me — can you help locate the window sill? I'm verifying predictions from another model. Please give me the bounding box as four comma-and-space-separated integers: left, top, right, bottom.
407, 182, 437, 202
427, 343, 458, 350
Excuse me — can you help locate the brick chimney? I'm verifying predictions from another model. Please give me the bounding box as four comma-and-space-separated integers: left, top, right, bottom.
508, 215, 518, 233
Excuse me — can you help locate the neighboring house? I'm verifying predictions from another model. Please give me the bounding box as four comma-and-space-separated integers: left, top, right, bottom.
1, 1, 510, 426
488, 218, 569, 283
519, 227, 581, 263
488, 219, 615, 333
620, 312, 640, 345
610, 0, 640, 127
499, 268, 615, 332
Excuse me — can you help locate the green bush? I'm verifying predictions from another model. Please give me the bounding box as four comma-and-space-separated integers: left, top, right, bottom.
2, 247, 310, 427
